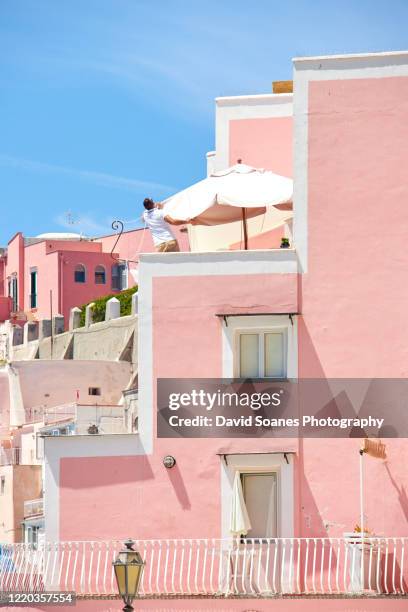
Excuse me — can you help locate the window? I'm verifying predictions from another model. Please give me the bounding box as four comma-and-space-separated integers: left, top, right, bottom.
0, 476, 5, 495
88, 387, 101, 396
30, 269, 38, 309
112, 263, 127, 291
25, 525, 40, 549
9, 276, 18, 311
222, 453, 294, 540
74, 264, 86, 283
238, 330, 286, 379
241, 472, 277, 538
222, 315, 296, 380
95, 265, 106, 285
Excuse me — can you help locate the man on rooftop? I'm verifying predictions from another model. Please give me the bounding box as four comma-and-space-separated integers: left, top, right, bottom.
142, 197, 191, 252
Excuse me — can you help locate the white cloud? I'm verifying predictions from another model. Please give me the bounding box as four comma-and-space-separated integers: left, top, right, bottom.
0, 154, 174, 194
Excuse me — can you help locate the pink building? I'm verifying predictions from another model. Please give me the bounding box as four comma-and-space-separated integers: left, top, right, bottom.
0, 225, 190, 326
1, 50, 408, 610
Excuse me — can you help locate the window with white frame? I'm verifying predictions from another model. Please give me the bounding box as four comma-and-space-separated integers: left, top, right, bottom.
30, 268, 38, 309
222, 315, 296, 380
238, 329, 287, 379
221, 453, 294, 540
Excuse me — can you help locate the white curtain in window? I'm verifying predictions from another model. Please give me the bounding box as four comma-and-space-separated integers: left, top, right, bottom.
264, 333, 284, 378
239, 334, 259, 378
230, 471, 252, 536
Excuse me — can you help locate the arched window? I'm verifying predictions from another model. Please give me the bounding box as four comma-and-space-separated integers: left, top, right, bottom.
95, 265, 106, 285
74, 264, 86, 283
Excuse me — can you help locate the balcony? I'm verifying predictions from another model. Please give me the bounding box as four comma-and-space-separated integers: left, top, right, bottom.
0, 447, 20, 466
23, 498, 44, 519
37, 403, 135, 442
26, 403, 76, 425
0, 537, 407, 598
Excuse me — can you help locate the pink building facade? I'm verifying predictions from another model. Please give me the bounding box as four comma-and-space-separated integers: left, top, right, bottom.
52, 50, 408, 541
1, 51, 408, 609
0, 224, 190, 326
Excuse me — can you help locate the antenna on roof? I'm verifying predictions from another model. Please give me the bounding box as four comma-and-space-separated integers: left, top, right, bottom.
65, 210, 79, 226
64, 210, 83, 240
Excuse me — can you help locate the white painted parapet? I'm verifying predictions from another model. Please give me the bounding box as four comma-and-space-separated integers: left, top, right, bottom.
85, 303, 95, 327
131, 292, 138, 315
69, 307, 82, 331
105, 297, 120, 321
7, 364, 26, 426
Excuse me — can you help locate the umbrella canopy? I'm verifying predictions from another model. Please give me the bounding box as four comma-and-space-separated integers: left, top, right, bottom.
162, 163, 293, 226
230, 471, 252, 537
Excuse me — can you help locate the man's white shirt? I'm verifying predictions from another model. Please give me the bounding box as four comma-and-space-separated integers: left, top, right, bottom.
143, 207, 175, 246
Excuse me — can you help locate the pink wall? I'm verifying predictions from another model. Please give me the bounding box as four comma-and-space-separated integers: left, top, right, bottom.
60, 249, 120, 323
291, 75, 408, 540
57, 70, 408, 550
304, 76, 408, 378
5, 233, 24, 311
23, 242, 60, 321
45, 240, 101, 254
15, 360, 131, 412
229, 116, 292, 176
98, 226, 190, 286
0, 296, 11, 322
0, 258, 5, 296
2, 235, 138, 326
59, 273, 299, 541
22, 241, 121, 325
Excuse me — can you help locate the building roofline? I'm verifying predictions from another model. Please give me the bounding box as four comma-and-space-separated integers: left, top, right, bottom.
293, 49, 408, 64
94, 226, 145, 240
216, 93, 293, 106
7, 232, 23, 246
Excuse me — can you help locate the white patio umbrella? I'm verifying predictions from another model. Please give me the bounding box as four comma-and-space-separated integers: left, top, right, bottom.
162, 163, 293, 249
230, 471, 252, 537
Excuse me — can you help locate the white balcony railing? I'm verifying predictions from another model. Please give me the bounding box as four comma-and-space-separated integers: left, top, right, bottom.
24, 498, 44, 519
25, 404, 76, 426
0, 537, 407, 597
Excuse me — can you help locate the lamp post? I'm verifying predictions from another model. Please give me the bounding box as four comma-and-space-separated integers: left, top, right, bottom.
113, 539, 145, 611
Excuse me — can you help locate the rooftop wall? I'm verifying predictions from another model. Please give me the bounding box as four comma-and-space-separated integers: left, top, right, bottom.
12, 360, 132, 417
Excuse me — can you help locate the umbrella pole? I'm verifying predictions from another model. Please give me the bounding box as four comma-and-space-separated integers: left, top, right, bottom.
242, 207, 248, 250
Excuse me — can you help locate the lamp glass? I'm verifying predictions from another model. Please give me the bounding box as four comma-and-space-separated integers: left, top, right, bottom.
113, 563, 127, 597
113, 546, 144, 604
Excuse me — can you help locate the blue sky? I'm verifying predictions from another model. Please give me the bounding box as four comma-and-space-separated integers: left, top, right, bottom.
1, 0, 407, 244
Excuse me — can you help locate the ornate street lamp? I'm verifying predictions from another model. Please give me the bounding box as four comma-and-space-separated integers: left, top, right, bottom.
113, 539, 145, 611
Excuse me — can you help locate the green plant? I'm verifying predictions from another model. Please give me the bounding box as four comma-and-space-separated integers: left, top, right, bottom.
79, 286, 138, 326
